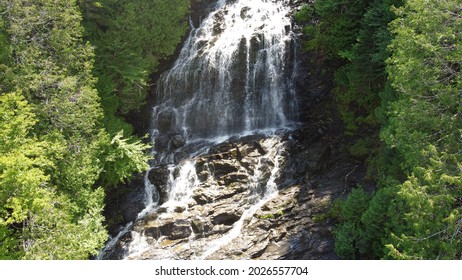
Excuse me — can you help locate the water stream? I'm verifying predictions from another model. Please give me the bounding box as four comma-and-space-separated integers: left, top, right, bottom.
99, 0, 300, 260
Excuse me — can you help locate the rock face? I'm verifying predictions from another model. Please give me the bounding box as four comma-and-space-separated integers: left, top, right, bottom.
99, 0, 369, 261
99, 122, 365, 260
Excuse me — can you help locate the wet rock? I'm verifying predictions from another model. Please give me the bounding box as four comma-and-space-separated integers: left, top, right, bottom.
212, 11, 225, 35
210, 224, 233, 235
171, 134, 186, 149
148, 166, 170, 203
103, 174, 146, 235
208, 142, 236, 157
190, 0, 217, 28
174, 151, 188, 163
106, 122, 351, 260
192, 189, 213, 205
155, 134, 171, 151
119, 188, 145, 227
222, 172, 249, 185
157, 109, 176, 133
191, 218, 213, 236
174, 206, 187, 213
240, 6, 251, 19
211, 211, 241, 226
144, 225, 162, 240
145, 219, 192, 240
210, 161, 239, 178
304, 142, 331, 173
197, 170, 209, 181
216, 182, 246, 200
104, 231, 133, 260
291, 126, 323, 146
169, 220, 193, 240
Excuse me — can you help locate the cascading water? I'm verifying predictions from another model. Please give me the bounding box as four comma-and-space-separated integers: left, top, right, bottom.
99, 0, 301, 260
152, 0, 298, 162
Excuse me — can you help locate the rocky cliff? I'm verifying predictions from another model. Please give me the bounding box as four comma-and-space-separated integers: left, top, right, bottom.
100, 0, 368, 260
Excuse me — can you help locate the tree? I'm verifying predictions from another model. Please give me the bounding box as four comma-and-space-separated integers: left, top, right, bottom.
1, 0, 151, 259
380, 0, 462, 259
5, 0, 102, 139
307, 0, 462, 259
79, 0, 190, 136
0, 93, 107, 261
334, 188, 370, 259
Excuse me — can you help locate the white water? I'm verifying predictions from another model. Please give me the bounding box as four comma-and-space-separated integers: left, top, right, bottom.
198, 137, 284, 259
98, 0, 299, 259
152, 0, 297, 142
96, 221, 133, 260
163, 160, 199, 212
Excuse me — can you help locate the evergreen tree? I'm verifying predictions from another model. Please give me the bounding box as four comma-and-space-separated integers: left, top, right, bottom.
381, 0, 462, 259
302, 0, 462, 259
79, 0, 190, 135
1, 0, 151, 259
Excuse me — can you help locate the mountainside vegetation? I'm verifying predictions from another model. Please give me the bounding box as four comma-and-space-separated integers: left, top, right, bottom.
1, 0, 461, 260
297, 0, 462, 259
78, 0, 189, 135
0, 0, 190, 259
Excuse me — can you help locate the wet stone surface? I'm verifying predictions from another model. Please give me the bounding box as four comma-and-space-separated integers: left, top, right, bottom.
100, 123, 358, 260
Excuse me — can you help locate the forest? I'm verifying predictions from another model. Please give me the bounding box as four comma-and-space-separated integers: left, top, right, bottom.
1, 0, 461, 260
296, 0, 462, 259
0, 0, 189, 259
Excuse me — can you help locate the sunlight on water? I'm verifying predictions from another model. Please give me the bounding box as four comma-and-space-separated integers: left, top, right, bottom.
198, 137, 285, 259
164, 160, 199, 212
152, 0, 297, 140
98, 0, 299, 260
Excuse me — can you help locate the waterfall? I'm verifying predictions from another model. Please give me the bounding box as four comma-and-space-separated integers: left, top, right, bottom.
98, 0, 300, 260
152, 0, 298, 158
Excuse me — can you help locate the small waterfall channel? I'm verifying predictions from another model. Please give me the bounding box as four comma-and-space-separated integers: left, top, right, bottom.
98, 0, 301, 260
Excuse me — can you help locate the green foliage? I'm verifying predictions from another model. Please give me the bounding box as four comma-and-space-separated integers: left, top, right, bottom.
0, 0, 152, 259
0, 9, 10, 64
301, 1, 403, 181
0, 90, 106, 261
341, 188, 370, 222
79, 0, 190, 118
308, 0, 370, 57
380, 0, 462, 259
333, 0, 462, 260
0, 92, 51, 226
294, 4, 314, 23
0, 225, 21, 260
98, 131, 151, 187
333, 0, 402, 135
334, 222, 363, 259
360, 185, 397, 257
5, 0, 102, 138
21, 188, 107, 260
333, 188, 370, 259
384, 0, 462, 173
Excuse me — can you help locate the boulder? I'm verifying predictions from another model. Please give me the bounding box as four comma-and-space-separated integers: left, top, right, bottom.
147, 166, 170, 204
154, 134, 170, 151
157, 109, 176, 133
211, 211, 241, 226
169, 220, 193, 240
192, 189, 213, 205
171, 134, 186, 149
145, 219, 192, 240
103, 174, 146, 235
191, 218, 213, 236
